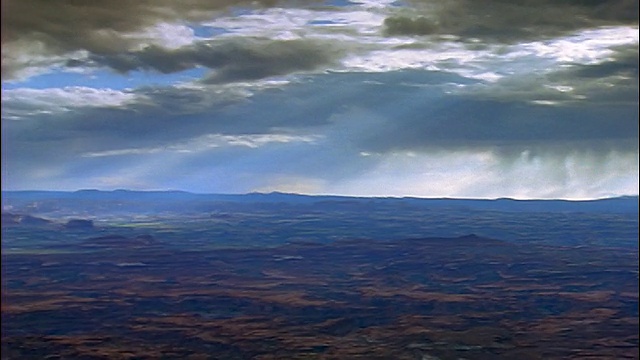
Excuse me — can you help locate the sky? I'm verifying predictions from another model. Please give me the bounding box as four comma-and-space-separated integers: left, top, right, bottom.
1, 0, 638, 199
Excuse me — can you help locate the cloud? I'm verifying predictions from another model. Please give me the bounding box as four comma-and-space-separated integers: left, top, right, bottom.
3, 69, 636, 172
200, 39, 344, 83
355, 95, 638, 156
204, 6, 387, 40
1, 87, 140, 120
86, 38, 345, 83
341, 25, 638, 87
1, 0, 292, 52
266, 71, 636, 159
4, 0, 636, 85
1, 73, 341, 189
1, 0, 637, 200
0, 0, 318, 79
454, 43, 639, 107
81, 133, 321, 157
383, 0, 638, 42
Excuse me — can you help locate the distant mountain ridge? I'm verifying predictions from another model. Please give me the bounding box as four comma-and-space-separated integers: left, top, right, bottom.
4, 189, 638, 201
2, 190, 637, 215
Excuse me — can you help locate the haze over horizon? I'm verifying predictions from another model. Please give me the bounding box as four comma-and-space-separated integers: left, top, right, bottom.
2, 0, 638, 200
3, 188, 639, 203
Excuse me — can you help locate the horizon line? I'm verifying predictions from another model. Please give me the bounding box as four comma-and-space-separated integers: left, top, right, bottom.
2, 188, 638, 202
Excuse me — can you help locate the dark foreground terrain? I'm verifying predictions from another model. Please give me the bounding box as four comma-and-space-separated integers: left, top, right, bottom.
1, 191, 639, 359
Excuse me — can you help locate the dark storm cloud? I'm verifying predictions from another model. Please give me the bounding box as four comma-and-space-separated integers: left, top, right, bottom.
3, 69, 636, 172
2, 68, 637, 193
345, 52, 639, 156
87, 38, 343, 83
358, 97, 638, 155
0, 71, 461, 173
383, 0, 638, 42
0, 0, 318, 79
1, 0, 293, 50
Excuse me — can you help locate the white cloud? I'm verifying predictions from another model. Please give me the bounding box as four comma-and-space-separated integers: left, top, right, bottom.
2, 87, 140, 119
205, 7, 387, 40
512, 26, 639, 65
127, 22, 197, 49
2, 40, 92, 81
342, 26, 638, 83
351, 0, 399, 9
82, 133, 321, 157
341, 43, 506, 82
200, 5, 638, 84
207, 133, 320, 148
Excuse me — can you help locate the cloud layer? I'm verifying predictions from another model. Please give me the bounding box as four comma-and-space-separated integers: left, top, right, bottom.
384, 0, 638, 42
1, 0, 638, 198
87, 38, 344, 83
